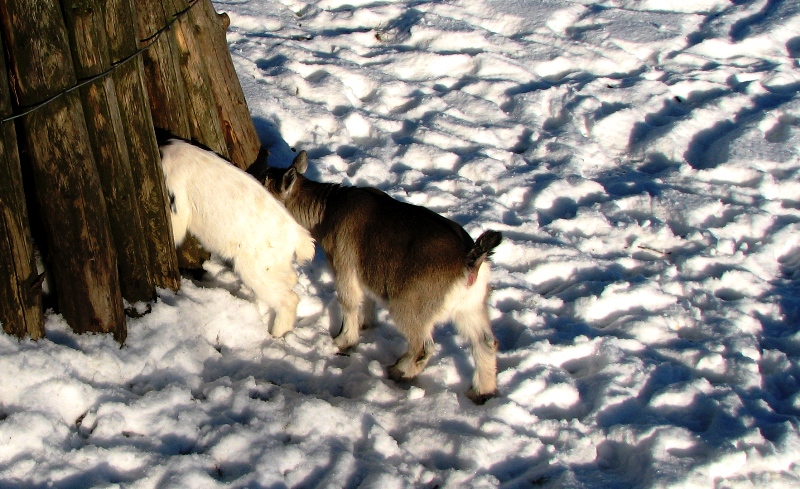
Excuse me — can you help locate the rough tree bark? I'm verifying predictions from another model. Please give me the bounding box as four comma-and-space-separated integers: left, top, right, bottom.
113, 58, 184, 288
0, 30, 43, 339
108, 0, 182, 291
63, 0, 158, 303
135, 0, 192, 140
0, 0, 125, 341
173, 2, 230, 158
193, 0, 261, 169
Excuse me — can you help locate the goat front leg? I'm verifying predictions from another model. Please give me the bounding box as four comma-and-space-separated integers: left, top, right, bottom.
271, 291, 300, 338
359, 295, 376, 330
238, 262, 299, 338
333, 272, 364, 351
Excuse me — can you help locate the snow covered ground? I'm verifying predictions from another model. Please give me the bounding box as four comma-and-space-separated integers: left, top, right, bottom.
2, 0, 800, 486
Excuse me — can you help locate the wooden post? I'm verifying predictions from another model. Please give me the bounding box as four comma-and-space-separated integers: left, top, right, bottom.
21, 93, 126, 342
63, 0, 159, 303
136, 0, 217, 269
105, 0, 139, 63
61, 0, 111, 80
106, 0, 181, 291
0, 1, 74, 107
0, 0, 125, 341
0, 33, 43, 339
0, 0, 261, 332
193, 0, 261, 169
169, 0, 263, 268
80, 76, 158, 303
173, 3, 230, 158
135, 0, 192, 140
113, 57, 183, 289
0, 122, 43, 339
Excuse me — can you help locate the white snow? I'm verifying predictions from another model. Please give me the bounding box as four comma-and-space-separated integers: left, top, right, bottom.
2, 0, 800, 486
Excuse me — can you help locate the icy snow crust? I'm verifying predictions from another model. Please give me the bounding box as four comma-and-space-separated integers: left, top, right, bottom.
2, 0, 800, 486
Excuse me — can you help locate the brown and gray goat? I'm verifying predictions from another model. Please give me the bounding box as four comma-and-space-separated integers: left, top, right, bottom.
257, 151, 502, 403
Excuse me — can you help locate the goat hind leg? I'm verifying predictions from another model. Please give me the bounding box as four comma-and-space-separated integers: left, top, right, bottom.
388, 317, 435, 382
167, 188, 190, 246
454, 306, 498, 404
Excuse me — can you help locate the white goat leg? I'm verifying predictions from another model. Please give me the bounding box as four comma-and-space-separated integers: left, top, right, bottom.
167, 187, 190, 246
454, 307, 498, 401
451, 263, 498, 401
273, 292, 300, 337
236, 261, 300, 337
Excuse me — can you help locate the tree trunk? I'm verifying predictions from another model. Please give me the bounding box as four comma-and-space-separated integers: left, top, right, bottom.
102, 0, 182, 291
135, 0, 191, 140
20, 93, 126, 342
0, 23, 43, 340
61, 0, 111, 80
137, 0, 219, 269
80, 76, 157, 304
168, 0, 263, 268
0, 0, 125, 341
0, 0, 75, 107
113, 57, 182, 291
64, 0, 159, 304
0, 122, 43, 340
193, 0, 261, 169
173, 4, 230, 158
105, 0, 139, 62
0, 87, 43, 340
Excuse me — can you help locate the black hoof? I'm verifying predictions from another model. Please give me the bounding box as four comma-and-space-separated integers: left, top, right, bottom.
332, 335, 356, 354
466, 388, 498, 405
387, 365, 415, 384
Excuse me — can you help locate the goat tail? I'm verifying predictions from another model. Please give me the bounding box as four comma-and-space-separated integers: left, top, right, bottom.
465, 231, 502, 286
468, 231, 502, 266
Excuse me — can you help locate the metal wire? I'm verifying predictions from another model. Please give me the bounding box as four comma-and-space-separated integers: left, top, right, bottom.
0, 0, 199, 124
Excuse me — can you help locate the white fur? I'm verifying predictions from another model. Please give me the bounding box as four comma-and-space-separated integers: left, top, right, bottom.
160, 140, 315, 336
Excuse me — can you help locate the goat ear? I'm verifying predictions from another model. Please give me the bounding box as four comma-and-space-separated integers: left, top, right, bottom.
291, 150, 308, 174
281, 167, 298, 195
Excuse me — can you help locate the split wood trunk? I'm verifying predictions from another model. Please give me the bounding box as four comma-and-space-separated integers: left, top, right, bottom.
135, 0, 192, 141
0, 120, 43, 339
112, 57, 182, 291
0, 0, 125, 341
20, 93, 126, 342
0, 30, 43, 339
66, 0, 181, 296
65, 0, 157, 303
192, 0, 261, 169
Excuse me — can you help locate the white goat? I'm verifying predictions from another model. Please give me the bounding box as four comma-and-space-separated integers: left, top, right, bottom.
159, 139, 315, 337
257, 151, 502, 403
